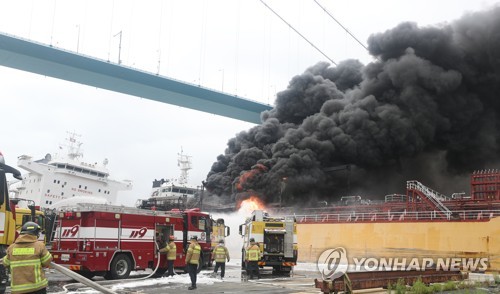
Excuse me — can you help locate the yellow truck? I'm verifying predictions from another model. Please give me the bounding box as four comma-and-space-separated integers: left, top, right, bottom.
0, 152, 23, 293
10, 199, 45, 242
239, 210, 297, 275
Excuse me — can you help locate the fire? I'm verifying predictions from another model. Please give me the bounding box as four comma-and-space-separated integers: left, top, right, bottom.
235, 164, 268, 192
237, 196, 266, 214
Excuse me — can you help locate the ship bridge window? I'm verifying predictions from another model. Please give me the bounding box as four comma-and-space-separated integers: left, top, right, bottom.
74, 167, 82, 173
57, 164, 65, 168
172, 188, 180, 193
180, 189, 187, 194
188, 190, 194, 195
97, 173, 105, 178
82, 169, 90, 174
90, 171, 97, 176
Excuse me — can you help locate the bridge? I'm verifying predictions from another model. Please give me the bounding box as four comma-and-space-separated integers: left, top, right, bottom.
0, 33, 272, 124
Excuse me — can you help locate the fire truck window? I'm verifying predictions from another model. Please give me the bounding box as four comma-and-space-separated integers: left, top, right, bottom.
199, 217, 206, 230
22, 215, 31, 224
191, 216, 198, 228
265, 234, 284, 253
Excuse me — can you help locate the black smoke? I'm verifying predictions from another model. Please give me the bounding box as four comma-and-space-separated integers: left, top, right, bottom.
205, 6, 500, 206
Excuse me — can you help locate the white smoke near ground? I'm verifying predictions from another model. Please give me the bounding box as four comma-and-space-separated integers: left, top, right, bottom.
212, 205, 259, 261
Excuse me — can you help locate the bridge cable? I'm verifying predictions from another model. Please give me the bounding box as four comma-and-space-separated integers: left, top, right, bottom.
312, 0, 369, 52
259, 0, 337, 66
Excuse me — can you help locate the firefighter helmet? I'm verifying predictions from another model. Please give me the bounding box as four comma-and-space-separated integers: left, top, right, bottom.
169, 235, 175, 241
249, 238, 255, 242
190, 235, 198, 241
21, 221, 41, 236
219, 239, 224, 244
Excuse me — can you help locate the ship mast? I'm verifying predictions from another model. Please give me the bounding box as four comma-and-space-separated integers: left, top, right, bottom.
177, 148, 192, 185
64, 131, 83, 160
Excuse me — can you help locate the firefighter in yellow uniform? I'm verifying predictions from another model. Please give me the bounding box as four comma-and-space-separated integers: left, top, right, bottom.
3, 222, 53, 294
211, 239, 230, 279
159, 235, 177, 277
185, 235, 201, 290
245, 238, 261, 280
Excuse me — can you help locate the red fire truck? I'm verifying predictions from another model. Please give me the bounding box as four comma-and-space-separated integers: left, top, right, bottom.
50, 203, 226, 279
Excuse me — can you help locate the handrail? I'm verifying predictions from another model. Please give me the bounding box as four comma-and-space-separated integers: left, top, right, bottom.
286, 209, 500, 223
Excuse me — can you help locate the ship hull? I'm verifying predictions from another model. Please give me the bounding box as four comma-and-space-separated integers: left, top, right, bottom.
297, 216, 500, 271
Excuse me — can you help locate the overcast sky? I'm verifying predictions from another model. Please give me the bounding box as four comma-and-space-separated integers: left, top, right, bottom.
1, 0, 498, 207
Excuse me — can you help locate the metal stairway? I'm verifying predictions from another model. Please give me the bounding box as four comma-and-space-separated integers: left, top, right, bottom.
407, 180, 451, 218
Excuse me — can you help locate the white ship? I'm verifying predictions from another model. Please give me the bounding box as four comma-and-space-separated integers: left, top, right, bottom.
149, 149, 199, 199
11, 132, 132, 208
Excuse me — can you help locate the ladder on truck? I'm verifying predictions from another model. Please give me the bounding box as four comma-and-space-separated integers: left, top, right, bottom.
56, 203, 183, 218
284, 218, 294, 258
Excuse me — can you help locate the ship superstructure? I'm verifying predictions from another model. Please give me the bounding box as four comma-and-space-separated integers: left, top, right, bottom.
136, 149, 200, 211
12, 132, 132, 208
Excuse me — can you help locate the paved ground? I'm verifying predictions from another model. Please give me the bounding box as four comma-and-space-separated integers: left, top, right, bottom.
46, 263, 326, 294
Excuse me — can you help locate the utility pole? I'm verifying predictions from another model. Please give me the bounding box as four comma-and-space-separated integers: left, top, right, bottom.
76, 25, 80, 53
201, 181, 206, 211
280, 177, 287, 208
219, 69, 224, 92
114, 30, 122, 64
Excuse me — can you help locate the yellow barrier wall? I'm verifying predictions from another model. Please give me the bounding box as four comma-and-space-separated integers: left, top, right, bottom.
297, 217, 500, 271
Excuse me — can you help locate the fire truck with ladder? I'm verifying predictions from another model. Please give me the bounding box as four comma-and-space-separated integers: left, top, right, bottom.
50, 203, 229, 279
239, 210, 297, 275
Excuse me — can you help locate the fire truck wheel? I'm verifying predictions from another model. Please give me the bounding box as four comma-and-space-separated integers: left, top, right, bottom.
108, 254, 132, 280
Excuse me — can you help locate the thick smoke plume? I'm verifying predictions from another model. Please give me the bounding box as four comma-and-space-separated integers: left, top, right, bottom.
205, 7, 500, 206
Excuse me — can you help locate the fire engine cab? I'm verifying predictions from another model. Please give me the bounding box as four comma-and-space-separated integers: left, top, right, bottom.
50, 203, 223, 279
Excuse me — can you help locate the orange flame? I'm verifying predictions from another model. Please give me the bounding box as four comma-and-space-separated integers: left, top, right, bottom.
235, 164, 268, 192
237, 196, 266, 214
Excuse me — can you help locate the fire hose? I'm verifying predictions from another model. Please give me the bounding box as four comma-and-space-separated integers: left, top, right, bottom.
50, 262, 117, 294
50, 243, 164, 293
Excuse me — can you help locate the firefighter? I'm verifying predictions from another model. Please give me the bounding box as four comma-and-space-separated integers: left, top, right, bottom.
159, 235, 177, 277
185, 235, 201, 290
211, 239, 230, 279
245, 238, 261, 280
3, 221, 53, 294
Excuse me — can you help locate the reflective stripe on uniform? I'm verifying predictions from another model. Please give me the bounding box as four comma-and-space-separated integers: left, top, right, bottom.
11, 278, 48, 293
3, 256, 10, 267
12, 248, 35, 255
214, 246, 227, 262
41, 252, 52, 264
247, 245, 260, 261
167, 243, 176, 260
10, 260, 47, 292
187, 244, 201, 264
